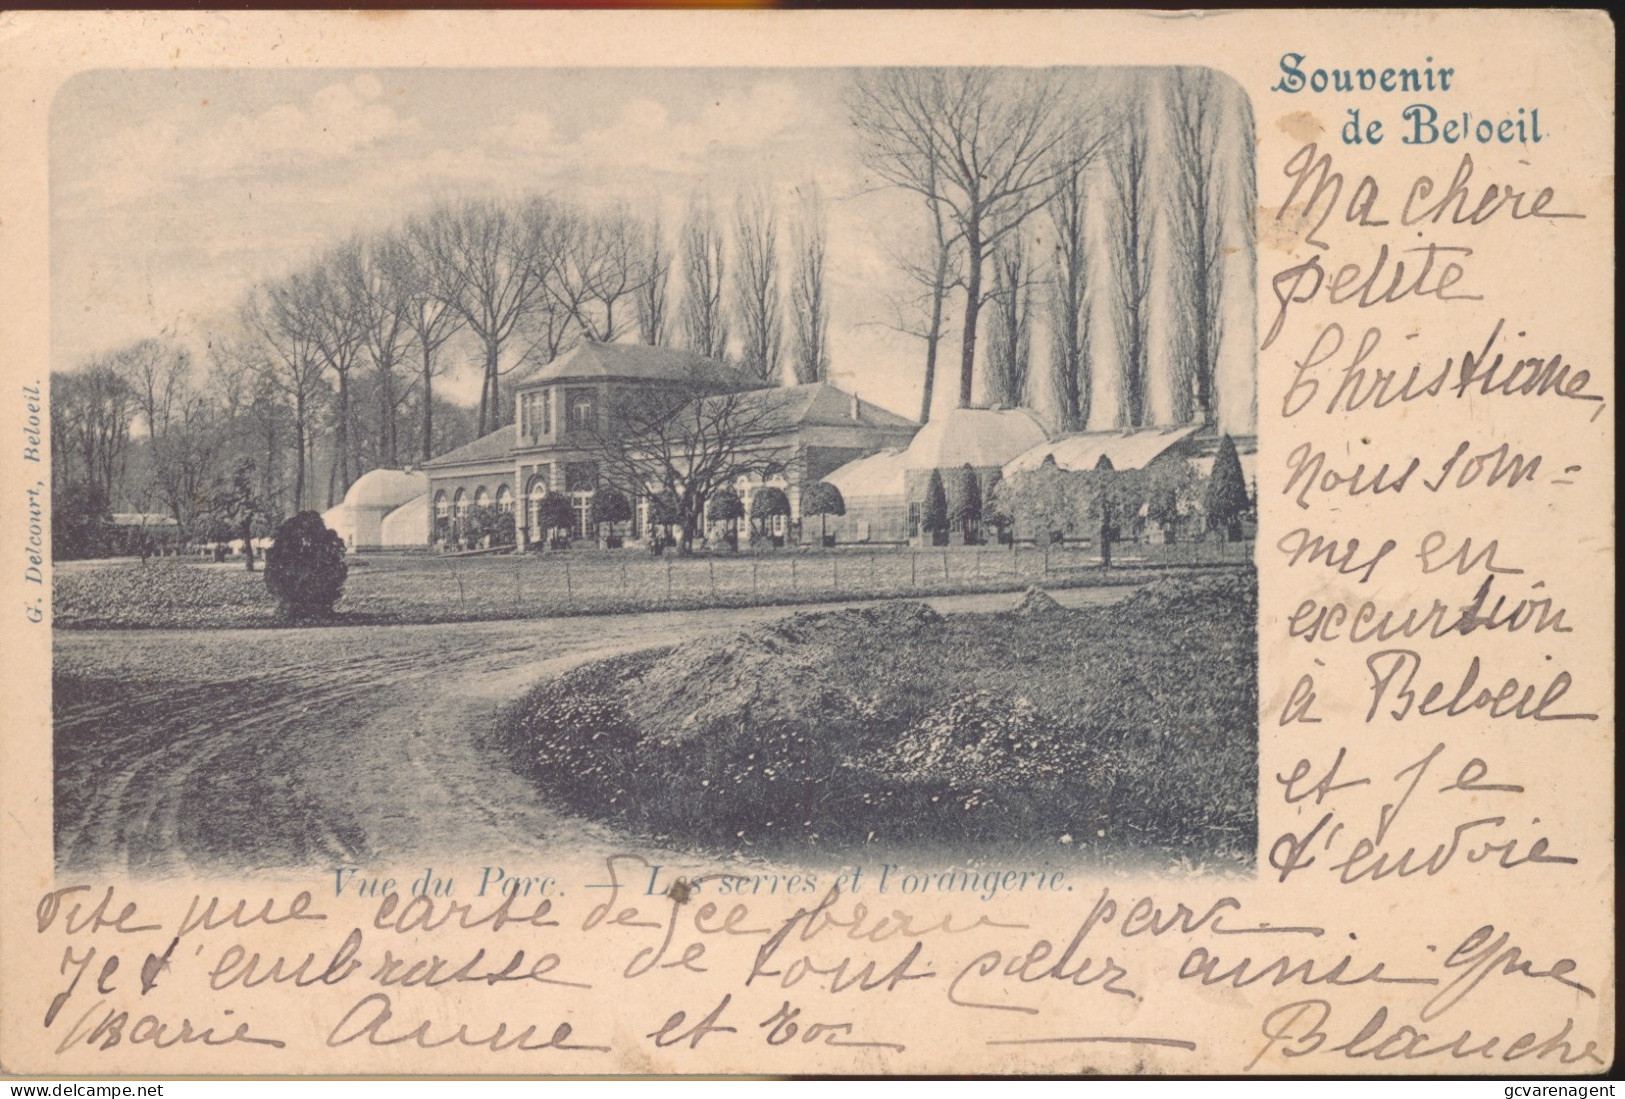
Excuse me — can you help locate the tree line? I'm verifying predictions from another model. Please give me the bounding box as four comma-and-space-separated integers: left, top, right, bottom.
51, 65, 1253, 561
51, 187, 832, 558
851, 66, 1253, 430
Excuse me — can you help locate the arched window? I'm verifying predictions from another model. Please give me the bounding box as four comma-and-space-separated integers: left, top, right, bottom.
526, 475, 549, 544
450, 489, 468, 544
567, 391, 595, 432
494, 485, 513, 514
433, 491, 450, 541
473, 485, 491, 510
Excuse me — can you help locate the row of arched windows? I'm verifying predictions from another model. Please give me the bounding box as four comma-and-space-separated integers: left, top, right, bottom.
432, 484, 514, 542
430, 476, 794, 545
432, 485, 515, 518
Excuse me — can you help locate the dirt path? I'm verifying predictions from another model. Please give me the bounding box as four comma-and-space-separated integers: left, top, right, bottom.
53, 587, 1136, 878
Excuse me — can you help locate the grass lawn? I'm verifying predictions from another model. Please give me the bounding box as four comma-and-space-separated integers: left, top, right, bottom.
492, 571, 1257, 868
53, 540, 1251, 630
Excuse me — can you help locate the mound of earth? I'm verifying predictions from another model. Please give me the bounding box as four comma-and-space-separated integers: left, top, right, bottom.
1012, 585, 1065, 615
621, 601, 942, 746
499, 572, 1258, 863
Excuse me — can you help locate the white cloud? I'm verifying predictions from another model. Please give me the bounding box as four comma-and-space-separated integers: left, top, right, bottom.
53, 69, 913, 401
70, 74, 414, 210
481, 110, 556, 152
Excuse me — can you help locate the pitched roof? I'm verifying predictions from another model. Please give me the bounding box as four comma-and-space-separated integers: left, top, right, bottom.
1003, 425, 1203, 476
508, 341, 744, 388
692, 382, 917, 433
422, 427, 513, 470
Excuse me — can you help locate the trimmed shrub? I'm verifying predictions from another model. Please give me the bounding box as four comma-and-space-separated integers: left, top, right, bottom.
592, 489, 633, 536
750, 486, 790, 545
921, 469, 949, 544
706, 487, 745, 523
949, 463, 982, 542
264, 511, 347, 619
535, 494, 576, 542
750, 486, 790, 522
707, 487, 744, 550
1205, 434, 1250, 541
802, 480, 845, 545
463, 503, 514, 546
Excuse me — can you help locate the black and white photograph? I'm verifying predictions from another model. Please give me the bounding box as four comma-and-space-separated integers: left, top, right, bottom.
6, 8, 1616, 1080
49, 65, 1259, 878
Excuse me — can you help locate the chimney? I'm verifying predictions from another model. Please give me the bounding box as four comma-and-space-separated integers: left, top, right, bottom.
850, 391, 861, 421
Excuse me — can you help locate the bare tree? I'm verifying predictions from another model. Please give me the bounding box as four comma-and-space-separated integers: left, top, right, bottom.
51, 358, 135, 505
1046, 129, 1109, 431
110, 336, 227, 534
678, 200, 730, 360
1166, 68, 1228, 427
584, 380, 792, 555
895, 163, 961, 424
850, 68, 1080, 410
303, 245, 369, 502
244, 275, 330, 511
402, 213, 467, 463
983, 231, 1032, 407
117, 337, 192, 445
788, 185, 830, 384
636, 216, 671, 346
342, 232, 415, 469
207, 333, 289, 519
543, 205, 658, 344
429, 197, 552, 435
1105, 85, 1156, 429
732, 191, 783, 384
149, 385, 227, 539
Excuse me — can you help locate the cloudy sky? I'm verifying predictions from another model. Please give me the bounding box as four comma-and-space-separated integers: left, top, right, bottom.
51, 66, 1256, 429
51, 68, 926, 409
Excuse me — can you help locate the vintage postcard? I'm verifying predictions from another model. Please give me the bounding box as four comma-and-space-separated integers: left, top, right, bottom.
0, 9, 1613, 1077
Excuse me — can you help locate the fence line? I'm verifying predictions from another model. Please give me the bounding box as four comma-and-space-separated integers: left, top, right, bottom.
366, 540, 1252, 618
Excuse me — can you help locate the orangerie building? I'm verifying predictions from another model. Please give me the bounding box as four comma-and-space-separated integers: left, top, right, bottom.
420, 342, 918, 548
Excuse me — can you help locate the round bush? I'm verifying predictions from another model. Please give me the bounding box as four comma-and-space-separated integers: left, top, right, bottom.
264, 511, 348, 619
